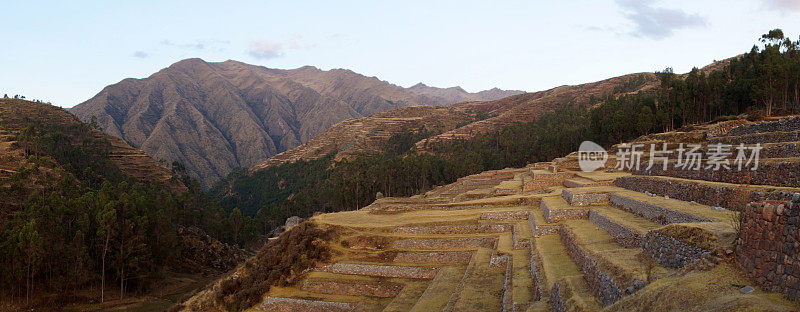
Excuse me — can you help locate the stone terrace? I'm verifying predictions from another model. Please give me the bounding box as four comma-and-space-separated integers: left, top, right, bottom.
247, 116, 800, 312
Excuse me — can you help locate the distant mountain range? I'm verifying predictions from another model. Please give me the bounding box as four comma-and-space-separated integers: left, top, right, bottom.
70, 58, 523, 187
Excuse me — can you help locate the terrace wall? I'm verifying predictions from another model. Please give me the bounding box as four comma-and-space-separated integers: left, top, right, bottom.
609, 194, 711, 224
588, 211, 642, 248
562, 190, 610, 206
737, 197, 800, 300
641, 232, 709, 268
560, 228, 629, 305
725, 117, 800, 136
631, 160, 800, 188
615, 176, 797, 211
392, 237, 497, 250
541, 199, 589, 222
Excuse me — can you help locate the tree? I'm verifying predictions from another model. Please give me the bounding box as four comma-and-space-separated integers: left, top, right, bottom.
18, 220, 42, 305
229, 208, 243, 246
96, 204, 116, 303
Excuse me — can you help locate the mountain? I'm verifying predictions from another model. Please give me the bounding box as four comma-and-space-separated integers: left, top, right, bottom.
416, 72, 660, 149
249, 72, 658, 171
70, 59, 522, 187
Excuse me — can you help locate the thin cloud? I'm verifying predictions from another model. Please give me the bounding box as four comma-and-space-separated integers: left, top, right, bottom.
133, 51, 148, 58
249, 40, 284, 59
616, 0, 707, 40
762, 0, 800, 11
159, 39, 230, 51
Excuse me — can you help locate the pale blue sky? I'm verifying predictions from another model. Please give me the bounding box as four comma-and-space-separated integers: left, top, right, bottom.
2, 0, 799, 107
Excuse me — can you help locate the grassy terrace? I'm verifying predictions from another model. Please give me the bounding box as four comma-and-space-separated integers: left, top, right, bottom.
449, 248, 505, 311
408, 266, 466, 312
314, 206, 526, 228
535, 234, 582, 292
380, 279, 435, 312
542, 195, 589, 211
496, 173, 524, 190
614, 189, 735, 222
590, 205, 663, 235
575, 170, 629, 181
605, 262, 799, 312
563, 219, 673, 283
512, 249, 534, 304
554, 275, 603, 312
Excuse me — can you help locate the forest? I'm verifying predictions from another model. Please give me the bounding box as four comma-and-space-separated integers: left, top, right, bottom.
217, 29, 800, 230
0, 116, 251, 304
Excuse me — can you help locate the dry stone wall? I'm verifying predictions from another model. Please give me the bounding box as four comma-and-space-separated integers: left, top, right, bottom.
524, 180, 564, 192
709, 130, 800, 145
631, 160, 800, 188
317, 263, 438, 279
549, 280, 569, 312
562, 189, 610, 206
641, 232, 710, 268
609, 194, 711, 224
559, 227, 646, 305
257, 297, 358, 312
615, 176, 797, 211
529, 211, 560, 237
737, 196, 800, 300
301, 279, 403, 297
393, 251, 473, 264
725, 117, 800, 136
588, 211, 642, 248
541, 200, 589, 222
481, 211, 530, 220
392, 237, 497, 250
393, 224, 510, 235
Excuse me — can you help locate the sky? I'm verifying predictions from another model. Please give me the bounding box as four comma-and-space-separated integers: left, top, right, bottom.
2, 0, 800, 108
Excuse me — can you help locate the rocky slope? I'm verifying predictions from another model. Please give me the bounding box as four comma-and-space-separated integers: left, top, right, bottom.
70, 59, 521, 187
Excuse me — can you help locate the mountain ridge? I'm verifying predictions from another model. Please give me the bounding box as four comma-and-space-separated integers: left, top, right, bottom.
71, 58, 522, 187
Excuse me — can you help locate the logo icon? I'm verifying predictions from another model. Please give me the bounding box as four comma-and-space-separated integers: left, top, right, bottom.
578, 141, 608, 172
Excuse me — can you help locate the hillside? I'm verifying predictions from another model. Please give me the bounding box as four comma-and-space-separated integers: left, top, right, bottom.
251, 106, 475, 170
249, 72, 658, 171
180, 114, 800, 312
0, 99, 243, 311
417, 73, 663, 150
0, 98, 184, 193
70, 59, 522, 187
